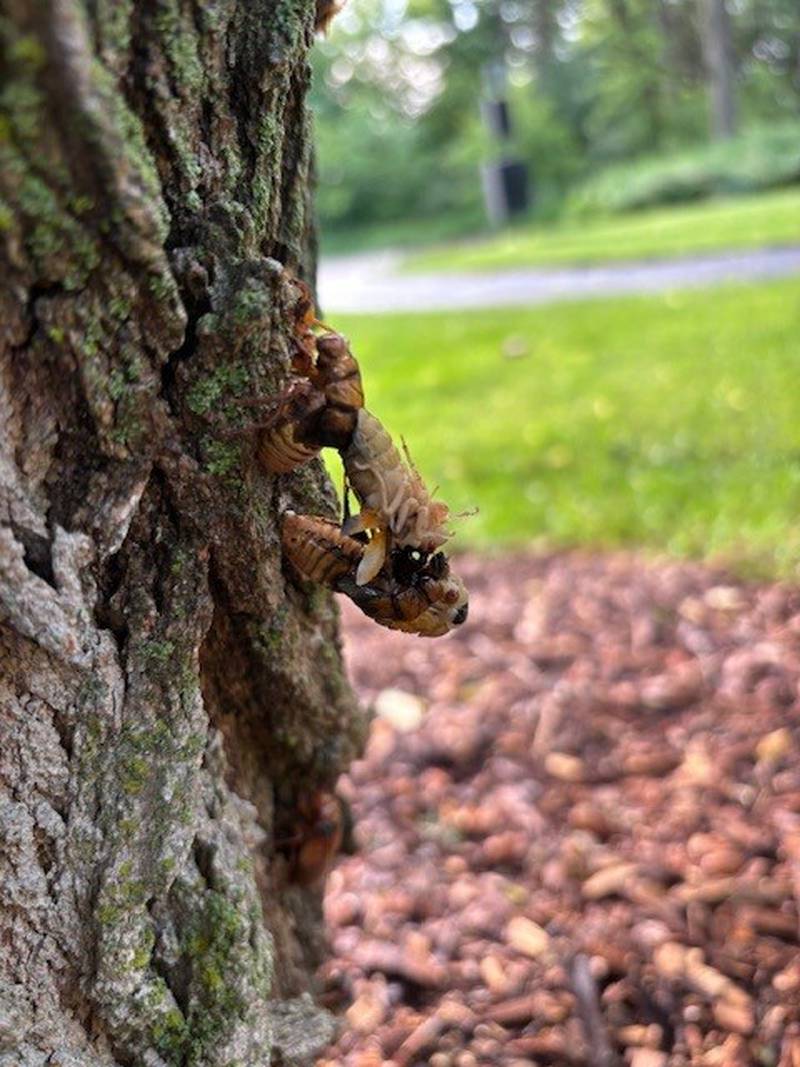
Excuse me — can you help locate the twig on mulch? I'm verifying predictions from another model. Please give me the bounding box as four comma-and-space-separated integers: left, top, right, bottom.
569, 953, 622, 1067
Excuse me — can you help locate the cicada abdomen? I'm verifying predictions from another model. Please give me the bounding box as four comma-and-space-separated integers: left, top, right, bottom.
258, 332, 364, 473
281, 511, 363, 586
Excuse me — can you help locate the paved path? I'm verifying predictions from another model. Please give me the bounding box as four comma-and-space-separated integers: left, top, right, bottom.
318, 246, 800, 314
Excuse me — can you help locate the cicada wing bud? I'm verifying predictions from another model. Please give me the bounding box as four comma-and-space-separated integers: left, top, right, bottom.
355, 531, 387, 586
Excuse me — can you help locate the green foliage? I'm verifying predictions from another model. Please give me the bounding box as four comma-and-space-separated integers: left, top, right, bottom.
312, 0, 800, 247
313, 74, 487, 234
333, 277, 800, 578
570, 121, 800, 215
404, 185, 800, 272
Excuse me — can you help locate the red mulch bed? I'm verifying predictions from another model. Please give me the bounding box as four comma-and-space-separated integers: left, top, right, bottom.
317, 551, 800, 1067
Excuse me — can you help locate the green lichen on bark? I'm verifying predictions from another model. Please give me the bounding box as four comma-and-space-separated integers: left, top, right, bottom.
0, 1, 362, 1065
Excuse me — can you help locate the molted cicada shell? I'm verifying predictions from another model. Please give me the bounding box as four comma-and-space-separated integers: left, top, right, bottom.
282, 511, 363, 586
256, 305, 365, 473
276, 788, 346, 886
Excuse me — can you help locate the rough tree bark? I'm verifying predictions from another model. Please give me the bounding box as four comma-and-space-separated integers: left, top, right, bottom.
0, 2, 365, 1065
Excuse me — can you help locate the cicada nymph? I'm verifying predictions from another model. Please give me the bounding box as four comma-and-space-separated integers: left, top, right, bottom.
281, 509, 363, 587
276, 788, 346, 886
282, 512, 468, 638
256, 280, 365, 473
260, 277, 452, 582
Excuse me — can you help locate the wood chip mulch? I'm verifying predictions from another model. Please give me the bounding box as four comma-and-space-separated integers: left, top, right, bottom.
317, 551, 800, 1067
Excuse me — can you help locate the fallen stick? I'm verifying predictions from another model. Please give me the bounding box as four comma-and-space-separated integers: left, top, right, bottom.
569, 953, 623, 1067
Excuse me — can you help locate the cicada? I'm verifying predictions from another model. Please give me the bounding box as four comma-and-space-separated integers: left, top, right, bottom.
259, 276, 453, 583
339, 409, 451, 584
276, 789, 346, 886
282, 511, 468, 638
257, 280, 364, 472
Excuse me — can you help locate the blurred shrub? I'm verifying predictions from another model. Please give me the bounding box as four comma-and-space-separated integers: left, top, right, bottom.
315, 99, 483, 239
313, 0, 800, 249
314, 61, 585, 243
507, 86, 586, 219
569, 121, 800, 216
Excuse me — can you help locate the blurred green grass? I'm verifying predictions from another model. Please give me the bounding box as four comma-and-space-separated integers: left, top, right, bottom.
403, 188, 800, 274
326, 278, 800, 578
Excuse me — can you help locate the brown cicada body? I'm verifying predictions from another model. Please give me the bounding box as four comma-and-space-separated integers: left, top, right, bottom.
338, 565, 468, 638
249, 269, 469, 639
254, 380, 325, 474
278, 789, 345, 886
282, 512, 468, 638
257, 289, 365, 473
282, 511, 363, 586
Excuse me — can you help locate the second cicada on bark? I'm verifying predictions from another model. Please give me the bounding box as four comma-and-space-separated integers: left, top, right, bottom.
282, 512, 468, 637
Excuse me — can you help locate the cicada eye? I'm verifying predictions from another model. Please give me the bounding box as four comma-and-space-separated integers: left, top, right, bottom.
444, 587, 460, 605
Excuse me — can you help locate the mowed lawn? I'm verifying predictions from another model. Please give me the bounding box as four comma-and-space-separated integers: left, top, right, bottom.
404, 187, 800, 274
328, 278, 800, 577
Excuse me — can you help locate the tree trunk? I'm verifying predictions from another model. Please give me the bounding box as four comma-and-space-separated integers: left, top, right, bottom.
0, 2, 364, 1065
700, 0, 738, 139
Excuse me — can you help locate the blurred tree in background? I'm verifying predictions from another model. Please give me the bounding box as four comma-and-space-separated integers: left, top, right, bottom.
312, 0, 800, 244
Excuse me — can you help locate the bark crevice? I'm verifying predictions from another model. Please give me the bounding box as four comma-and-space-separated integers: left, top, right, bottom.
1, 2, 360, 1064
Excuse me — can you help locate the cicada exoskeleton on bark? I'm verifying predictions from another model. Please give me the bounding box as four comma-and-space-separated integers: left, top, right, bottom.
282, 512, 468, 638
